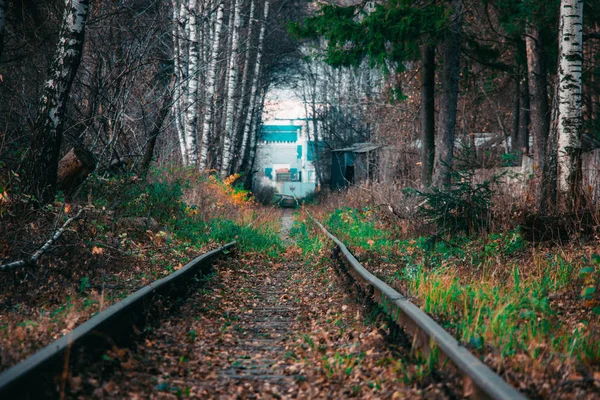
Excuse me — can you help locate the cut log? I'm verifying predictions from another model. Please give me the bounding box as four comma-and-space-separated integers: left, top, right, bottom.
116, 217, 160, 233
57, 147, 96, 192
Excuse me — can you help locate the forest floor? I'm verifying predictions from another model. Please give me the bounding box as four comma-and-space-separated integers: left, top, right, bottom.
0, 171, 282, 374
294, 197, 600, 399
1, 171, 599, 399
70, 209, 460, 399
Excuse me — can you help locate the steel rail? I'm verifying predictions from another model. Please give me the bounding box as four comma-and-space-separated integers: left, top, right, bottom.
308, 215, 526, 400
0, 242, 236, 399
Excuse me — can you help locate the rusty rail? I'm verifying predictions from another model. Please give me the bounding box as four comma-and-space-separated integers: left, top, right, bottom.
0, 242, 236, 399
309, 215, 526, 400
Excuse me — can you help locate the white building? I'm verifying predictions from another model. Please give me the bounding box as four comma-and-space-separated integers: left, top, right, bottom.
254, 119, 318, 198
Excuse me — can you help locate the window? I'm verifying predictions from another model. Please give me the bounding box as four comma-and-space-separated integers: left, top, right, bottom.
276, 173, 292, 182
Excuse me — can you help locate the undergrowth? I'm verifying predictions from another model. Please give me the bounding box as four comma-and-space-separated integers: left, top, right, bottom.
303, 205, 600, 384
0, 167, 283, 372
82, 168, 284, 256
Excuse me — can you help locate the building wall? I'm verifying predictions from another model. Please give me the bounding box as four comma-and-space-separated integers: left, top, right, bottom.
254, 119, 318, 197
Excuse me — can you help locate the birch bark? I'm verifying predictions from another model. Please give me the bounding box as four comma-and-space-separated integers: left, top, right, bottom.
221, 0, 242, 176
239, 0, 269, 172
22, 0, 91, 202
172, 0, 189, 164
556, 0, 584, 205
184, 0, 200, 165
234, 0, 256, 172
199, 1, 225, 170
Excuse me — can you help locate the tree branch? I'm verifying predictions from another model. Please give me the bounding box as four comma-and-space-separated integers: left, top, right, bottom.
583, 32, 600, 41
0, 209, 84, 271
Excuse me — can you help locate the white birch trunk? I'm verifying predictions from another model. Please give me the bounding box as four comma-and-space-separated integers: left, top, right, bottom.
556, 0, 584, 197
22, 0, 91, 201
239, 0, 269, 171
235, 0, 256, 171
184, 0, 200, 165
220, 0, 243, 176
199, 1, 225, 171
172, 0, 189, 165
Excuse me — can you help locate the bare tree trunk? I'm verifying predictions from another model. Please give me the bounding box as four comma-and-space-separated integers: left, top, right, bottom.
241, 88, 260, 171
172, 0, 189, 165
420, 44, 435, 187
518, 73, 530, 157
239, 0, 269, 171
199, 1, 225, 171
546, 84, 559, 213
432, 0, 462, 188
141, 85, 174, 175
234, 0, 256, 172
0, 0, 6, 62
526, 25, 551, 212
184, 0, 200, 166
221, 0, 242, 176
311, 80, 322, 186
511, 75, 521, 154
244, 86, 267, 185
22, 0, 91, 203
556, 0, 584, 208
57, 147, 96, 192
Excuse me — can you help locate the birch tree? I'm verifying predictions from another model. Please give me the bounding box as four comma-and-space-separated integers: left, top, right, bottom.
221, 0, 242, 176
184, 0, 200, 166
21, 0, 91, 202
172, 0, 190, 164
234, 0, 256, 170
199, 1, 225, 170
238, 0, 269, 172
556, 0, 584, 206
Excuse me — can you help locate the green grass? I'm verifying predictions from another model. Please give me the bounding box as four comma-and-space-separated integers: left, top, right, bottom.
310, 206, 600, 369
85, 169, 284, 257
289, 216, 326, 256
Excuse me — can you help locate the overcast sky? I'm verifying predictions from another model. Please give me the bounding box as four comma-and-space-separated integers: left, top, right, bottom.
263, 87, 306, 121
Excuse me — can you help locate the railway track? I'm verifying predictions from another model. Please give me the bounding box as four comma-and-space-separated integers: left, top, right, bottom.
0, 243, 236, 398
0, 210, 527, 399
306, 212, 526, 400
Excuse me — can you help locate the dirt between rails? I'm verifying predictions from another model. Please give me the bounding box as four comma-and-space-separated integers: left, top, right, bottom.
68, 211, 464, 399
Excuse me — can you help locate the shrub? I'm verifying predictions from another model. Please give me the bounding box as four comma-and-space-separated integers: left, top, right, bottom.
121, 180, 187, 224
253, 184, 277, 205
407, 161, 496, 237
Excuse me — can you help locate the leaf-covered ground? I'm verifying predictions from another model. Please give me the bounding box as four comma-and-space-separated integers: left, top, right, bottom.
296, 203, 600, 399
0, 170, 281, 374
67, 210, 462, 399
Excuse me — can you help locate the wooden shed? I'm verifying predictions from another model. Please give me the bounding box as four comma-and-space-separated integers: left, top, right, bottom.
330, 143, 381, 190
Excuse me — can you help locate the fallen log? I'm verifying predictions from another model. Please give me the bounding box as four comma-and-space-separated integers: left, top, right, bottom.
57, 147, 96, 192
116, 216, 160, 233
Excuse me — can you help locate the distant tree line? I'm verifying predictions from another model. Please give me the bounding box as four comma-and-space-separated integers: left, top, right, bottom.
0, 0, 301, 203
293, 0, 599, 214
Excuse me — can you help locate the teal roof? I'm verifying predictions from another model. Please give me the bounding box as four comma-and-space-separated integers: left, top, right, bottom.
261, 125, 300, 142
